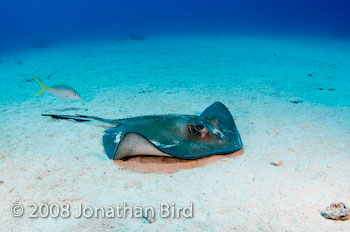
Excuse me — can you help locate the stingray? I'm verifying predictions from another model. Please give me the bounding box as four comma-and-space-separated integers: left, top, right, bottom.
42, 102, 243, 160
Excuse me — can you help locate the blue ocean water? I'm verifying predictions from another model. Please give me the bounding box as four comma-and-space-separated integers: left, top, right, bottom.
0, 0, 349, 50
1, 1, 350, 231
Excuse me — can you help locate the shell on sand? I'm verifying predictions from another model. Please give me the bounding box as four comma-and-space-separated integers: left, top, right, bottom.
321, 203, 350, 221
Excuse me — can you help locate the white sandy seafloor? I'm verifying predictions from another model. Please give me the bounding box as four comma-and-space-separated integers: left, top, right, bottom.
0, 35, 349, 231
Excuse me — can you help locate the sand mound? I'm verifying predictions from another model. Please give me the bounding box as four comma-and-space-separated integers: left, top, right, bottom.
114, 150, 244, 174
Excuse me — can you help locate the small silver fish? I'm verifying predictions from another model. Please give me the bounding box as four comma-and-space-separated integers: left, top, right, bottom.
33, 77, 81, 100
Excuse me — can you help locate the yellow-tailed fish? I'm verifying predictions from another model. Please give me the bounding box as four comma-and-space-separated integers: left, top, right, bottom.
33, 77, 81, 100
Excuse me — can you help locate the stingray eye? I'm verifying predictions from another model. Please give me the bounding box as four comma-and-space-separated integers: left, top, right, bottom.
195, 125, 204, 130
187, 125, 198, 135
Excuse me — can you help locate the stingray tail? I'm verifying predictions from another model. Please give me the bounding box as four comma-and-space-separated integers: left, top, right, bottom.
42, 114, 121, 129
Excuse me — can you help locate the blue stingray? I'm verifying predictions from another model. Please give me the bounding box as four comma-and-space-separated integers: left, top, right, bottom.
42, 102, 243, 160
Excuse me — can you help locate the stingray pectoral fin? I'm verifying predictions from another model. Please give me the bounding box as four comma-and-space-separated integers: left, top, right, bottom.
201, 102, 236, 129
103, 131, 172, 160
201, 102, 243, 149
